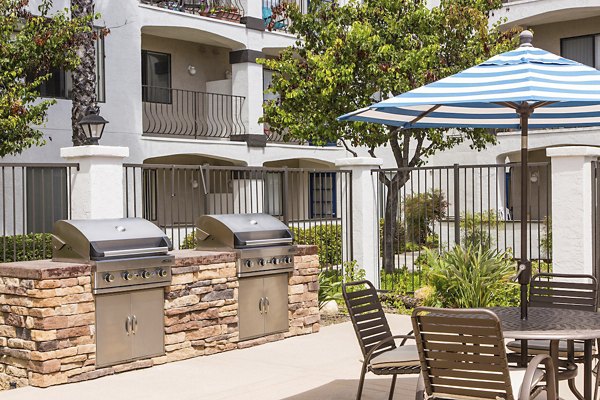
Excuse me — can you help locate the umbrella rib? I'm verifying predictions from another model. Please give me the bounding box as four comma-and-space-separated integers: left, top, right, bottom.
493, 101, 520, 110
531, 101, 558, 110
408, 104, 442, 126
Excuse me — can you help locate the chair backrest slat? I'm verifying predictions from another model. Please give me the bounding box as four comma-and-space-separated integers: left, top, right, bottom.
529, 273, 598, 311
342, 280, 394, 359
412, 307, 514, 400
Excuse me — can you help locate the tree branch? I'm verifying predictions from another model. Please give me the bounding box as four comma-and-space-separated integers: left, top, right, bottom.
340, 138, 358, 157
408, 132, 425, 167
389, 128, 406, 168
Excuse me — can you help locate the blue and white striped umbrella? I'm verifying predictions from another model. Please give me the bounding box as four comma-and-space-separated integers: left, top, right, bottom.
340, 31, 600, 319
338, 34, 600, 129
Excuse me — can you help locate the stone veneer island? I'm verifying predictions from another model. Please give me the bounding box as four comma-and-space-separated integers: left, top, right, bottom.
0, 246, 319, 389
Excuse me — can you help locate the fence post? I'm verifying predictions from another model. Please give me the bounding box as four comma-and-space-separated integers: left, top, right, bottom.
335, 157, 383, 288
282, 168, 289, 225
547, 146, 600, 276
61, 146, 129, 219
453, 164, 461, 246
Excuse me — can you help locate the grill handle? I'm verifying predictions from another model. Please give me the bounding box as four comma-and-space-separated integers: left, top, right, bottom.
102, 247, 169, 258
242, 238, 292, 247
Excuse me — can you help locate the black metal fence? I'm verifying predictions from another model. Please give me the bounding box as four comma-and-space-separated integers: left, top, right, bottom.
142, 86, 245, 139
124, 164, 353, 272
140, 0, 245, 22
375, 162, 552, 292
0, 163, 77, 263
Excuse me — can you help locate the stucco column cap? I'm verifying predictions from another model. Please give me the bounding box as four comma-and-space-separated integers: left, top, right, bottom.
546, 146, 600, 158
335, 157, 383, 167
60, 145, 129, 159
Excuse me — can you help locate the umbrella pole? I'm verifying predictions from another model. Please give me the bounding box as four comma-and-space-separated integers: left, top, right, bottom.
519, 106, 532, 320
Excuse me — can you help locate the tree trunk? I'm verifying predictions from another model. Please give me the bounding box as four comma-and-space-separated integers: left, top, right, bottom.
70, 0, 96, 146
382, 171, 410, 274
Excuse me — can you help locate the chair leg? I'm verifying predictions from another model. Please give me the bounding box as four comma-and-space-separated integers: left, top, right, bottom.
387, 375, 397, 400
356, 361, 368, 400
594, 362, 600, 400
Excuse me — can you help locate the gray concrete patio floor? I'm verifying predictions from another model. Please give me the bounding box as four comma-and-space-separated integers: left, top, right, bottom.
0, 314, 583, 400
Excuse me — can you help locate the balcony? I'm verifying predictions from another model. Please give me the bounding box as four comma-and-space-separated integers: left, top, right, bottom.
263, 0, 307, 32
140, 0, 245, 23
142, 86, 245, 139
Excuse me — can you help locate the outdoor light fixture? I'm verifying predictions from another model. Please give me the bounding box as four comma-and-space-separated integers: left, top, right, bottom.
78, 107, 108, 145
530, 171, 539, 183
187, 65, 197, 75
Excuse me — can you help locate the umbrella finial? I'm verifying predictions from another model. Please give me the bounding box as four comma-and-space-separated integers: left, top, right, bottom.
519, 30, 533, 47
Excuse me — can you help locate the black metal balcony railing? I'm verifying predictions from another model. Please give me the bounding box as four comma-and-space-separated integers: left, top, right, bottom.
140, 0, 245, 23
142, 86, 246, 139
262, 0, 306, 32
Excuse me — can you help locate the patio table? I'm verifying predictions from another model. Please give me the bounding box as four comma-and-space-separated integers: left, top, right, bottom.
491, 306, 600, 400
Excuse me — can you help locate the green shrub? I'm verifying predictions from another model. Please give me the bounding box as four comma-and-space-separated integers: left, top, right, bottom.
422, 244, 518, 308
180, 231, 196, 250
403, 190, 447, 245
291, 224, 343, 268
0, 233, 53, 262
460, 210, 503, 250
318, 270, 342, 309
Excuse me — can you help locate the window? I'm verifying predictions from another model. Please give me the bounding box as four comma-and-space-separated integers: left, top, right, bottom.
38, 28, 106, 101
142, 50, 172, 103
309, 172, 336, 218
26, 168, 68, 233
561, 34, 600, 69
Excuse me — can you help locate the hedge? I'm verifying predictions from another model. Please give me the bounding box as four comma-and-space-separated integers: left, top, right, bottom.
0, 233, 53, 263
290, 225, 343, 268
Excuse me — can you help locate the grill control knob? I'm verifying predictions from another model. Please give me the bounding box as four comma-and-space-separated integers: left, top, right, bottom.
285, 256, 293, 264
104, 273, 115, 283
123, 271, 133, 281
141, 270, 151, 279
271, 257, 279, 265
158, 269, 168, 278
244, 260, 253, 268
258, 259, 265, 266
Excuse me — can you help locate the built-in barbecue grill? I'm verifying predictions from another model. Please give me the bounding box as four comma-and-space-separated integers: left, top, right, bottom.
196, 213, 295, 340
196, 213, 295, 277
52, 218, 174, 367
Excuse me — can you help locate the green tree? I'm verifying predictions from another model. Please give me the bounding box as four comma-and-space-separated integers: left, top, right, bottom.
260, 0, 518, 273
0, 0, 95, 156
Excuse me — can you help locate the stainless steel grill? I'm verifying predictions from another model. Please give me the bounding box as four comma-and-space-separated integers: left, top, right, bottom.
196, 213, 295, 277
52, 218, 174, 367
196, 213, 295, 340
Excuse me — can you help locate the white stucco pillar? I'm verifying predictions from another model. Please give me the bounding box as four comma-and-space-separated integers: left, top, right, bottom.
231, 60, 264, 136
547, 146, 600, 276
61, 146, 129, 220
335, 157, 383, 287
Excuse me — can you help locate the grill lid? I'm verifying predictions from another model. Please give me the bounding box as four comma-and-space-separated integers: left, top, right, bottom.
52, 218, 172, 262
196, 213, 293, 250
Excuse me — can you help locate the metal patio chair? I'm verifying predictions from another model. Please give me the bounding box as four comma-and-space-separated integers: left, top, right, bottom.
342, 280, 421, 400
412, 307, 557, 400
506, 273, 598, 390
